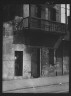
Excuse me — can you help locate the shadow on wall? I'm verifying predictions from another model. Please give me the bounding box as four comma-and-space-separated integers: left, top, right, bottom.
24, 46, 34, 54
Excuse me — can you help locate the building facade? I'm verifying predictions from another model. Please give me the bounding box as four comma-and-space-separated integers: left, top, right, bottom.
3, 4, 69, 80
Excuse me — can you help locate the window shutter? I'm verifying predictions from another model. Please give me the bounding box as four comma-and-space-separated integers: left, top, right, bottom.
36, 5, 41, 18
50, 8, 56, 21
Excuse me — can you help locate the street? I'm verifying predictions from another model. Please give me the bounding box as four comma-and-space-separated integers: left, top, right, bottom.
4, 82, 69, 93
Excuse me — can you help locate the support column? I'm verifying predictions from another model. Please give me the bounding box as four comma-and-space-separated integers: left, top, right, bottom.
28, 4, 31, 28
40, 48, 41, 77
54, 49, 57, 76
62, 41, 63, 75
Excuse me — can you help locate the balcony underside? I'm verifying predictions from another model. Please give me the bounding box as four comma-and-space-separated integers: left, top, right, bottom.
13, 17, 66, 48
13, 28, 64, 48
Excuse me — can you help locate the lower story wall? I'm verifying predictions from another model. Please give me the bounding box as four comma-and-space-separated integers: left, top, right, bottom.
56, 41, 69, 75
14, 44, 31, 78
3, 43, 69, 80
41, 48, 56, 77
3, 58, 14, 79
3, 44, 31, 80
41, 45, 69, 77
63, 56, 69, 74
63, 45, 69, 74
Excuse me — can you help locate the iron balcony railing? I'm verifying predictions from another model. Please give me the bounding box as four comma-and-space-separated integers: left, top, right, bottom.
14, 16, 66, 34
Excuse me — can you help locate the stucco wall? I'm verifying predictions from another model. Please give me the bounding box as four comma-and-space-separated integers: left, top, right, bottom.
41, 45, 69, 77
3, 22, 31, 80
41, 48, 49, 76
63, 45, 69, 74
56, 42, 69, 75
3, 36, 14, 79
3, 40, 31, 79
41, 48, 56, 77
63, 56, 69, 74
13, 44, 31, 78
3, 23, 14, 79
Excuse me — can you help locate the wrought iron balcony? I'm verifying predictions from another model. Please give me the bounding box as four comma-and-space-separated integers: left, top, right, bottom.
14, 16, 66, 34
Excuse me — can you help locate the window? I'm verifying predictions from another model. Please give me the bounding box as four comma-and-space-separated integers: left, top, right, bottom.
61, 4, 65, 23
61, 4, 70, 24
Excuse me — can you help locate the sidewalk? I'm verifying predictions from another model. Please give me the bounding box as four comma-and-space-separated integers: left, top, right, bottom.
2, 75, 69, 92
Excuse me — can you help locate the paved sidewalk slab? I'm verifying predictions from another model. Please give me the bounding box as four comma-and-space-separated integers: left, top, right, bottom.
2, 75, 69, 92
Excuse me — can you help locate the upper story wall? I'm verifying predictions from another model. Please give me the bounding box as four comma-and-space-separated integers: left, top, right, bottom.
8, 4, 61, 24
3, 22, 13, 37
30, 4, 61, 22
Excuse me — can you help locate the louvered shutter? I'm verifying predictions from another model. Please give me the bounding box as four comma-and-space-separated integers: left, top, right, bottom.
50, 8, 56, 21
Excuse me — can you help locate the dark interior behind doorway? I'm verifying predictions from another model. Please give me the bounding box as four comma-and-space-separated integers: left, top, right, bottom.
15, 51, 23, 76
49, 49, 54, 66
31, 48, 40, 78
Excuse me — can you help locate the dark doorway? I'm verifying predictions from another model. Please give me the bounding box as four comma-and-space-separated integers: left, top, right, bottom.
31, 48, 40, 78
15, 51, 23, 76
49, 49, 54, 66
